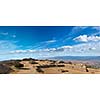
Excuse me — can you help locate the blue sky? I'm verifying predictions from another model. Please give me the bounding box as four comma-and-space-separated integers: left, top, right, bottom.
0, 26, 100, 60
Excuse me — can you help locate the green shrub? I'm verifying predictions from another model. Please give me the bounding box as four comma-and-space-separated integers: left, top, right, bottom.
57, 65, 65, 67
36, 67, 44, 73
85, 64, 99, 69
59, 61, 65, 63
29, 60, 38, 64
15, 63, 24, 69
23, 58, 36, 61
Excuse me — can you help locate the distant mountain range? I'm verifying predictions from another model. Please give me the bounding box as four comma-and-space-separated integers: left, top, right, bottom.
48, 56, 100, 61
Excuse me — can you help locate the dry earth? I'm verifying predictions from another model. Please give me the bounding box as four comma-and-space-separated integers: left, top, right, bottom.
7, 59, 100, 74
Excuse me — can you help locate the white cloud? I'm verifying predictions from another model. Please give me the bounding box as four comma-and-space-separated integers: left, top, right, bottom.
74, 35, 88, 42
0, 32, 8, 35
62, 26, 89, 43
10, 50, 26, 53
74, 35, 100, 42
71, 26, 88, 34
60, 46, 73, 49
92, 26, 100, 30
0, 40, 18, 58
9, 46, 73, 56
45, 39, 56, 43
1, 41, 100, 60
10, 50, 37, 54
1, 36, 100, 60
29, 39, 57, 50
88, 47, 96, 50
0, 40, 17, 51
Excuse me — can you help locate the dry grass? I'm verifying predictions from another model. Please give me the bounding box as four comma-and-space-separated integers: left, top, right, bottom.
0, 59, 100, 74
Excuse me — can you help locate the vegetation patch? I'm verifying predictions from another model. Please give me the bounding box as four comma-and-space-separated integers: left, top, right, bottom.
36, 67, 44, 73
59, 61, 65, 63
29, 60, 38, 64
14, 62, 24, 69
85, 64, 100, 69
22, 58, 36, 61
66, 61, 72, 64
61, 70, 69, 73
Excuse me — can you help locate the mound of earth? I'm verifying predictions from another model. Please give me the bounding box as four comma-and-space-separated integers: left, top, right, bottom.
0, 64, 13, 74
0, 58, 100, 74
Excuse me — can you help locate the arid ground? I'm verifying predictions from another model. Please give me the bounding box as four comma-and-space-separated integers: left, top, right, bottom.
0, 58, 100, 74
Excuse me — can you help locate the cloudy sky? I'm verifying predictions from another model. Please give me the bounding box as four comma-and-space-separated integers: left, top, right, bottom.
0, 26, 100, 60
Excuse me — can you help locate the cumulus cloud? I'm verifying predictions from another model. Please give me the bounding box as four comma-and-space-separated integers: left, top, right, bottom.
74, 35, 100, 42
60, 46, 73, 49
53, 46, 73, 52
10, 50, 37, 54
62, 26, 89, 43
1, 26, 100, 59
1, 41, 100, 60
9, 46, 73, 55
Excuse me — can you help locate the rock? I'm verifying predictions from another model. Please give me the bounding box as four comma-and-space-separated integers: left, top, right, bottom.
0, 64, 13, 74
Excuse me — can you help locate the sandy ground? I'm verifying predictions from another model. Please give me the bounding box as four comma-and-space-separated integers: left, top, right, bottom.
10, 60, 100, 74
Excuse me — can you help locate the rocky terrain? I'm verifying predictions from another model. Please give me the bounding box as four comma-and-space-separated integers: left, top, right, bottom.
0, 58, 100, 74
